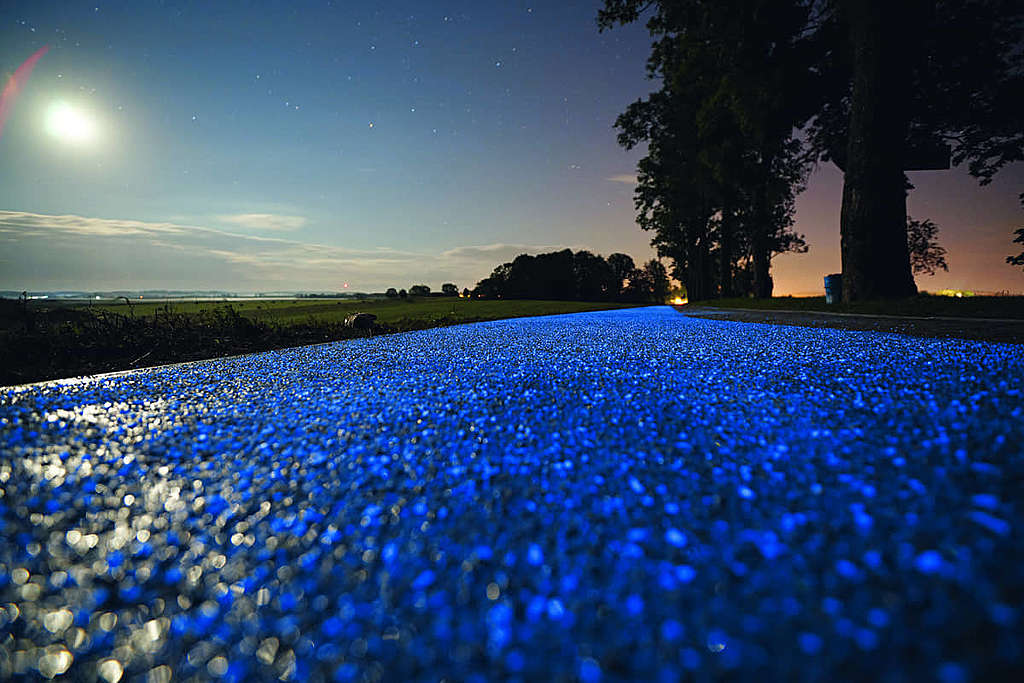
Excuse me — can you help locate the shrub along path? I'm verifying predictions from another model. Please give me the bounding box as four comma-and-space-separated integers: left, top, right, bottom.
1, 307, 1022, 680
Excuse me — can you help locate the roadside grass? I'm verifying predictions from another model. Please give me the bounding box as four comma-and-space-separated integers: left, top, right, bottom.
1, 298, 645, 386
692, 294, 1024, 319
83, 297, 643, 325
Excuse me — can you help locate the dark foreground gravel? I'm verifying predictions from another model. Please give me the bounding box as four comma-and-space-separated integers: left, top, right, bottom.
1, 306, 1022, 682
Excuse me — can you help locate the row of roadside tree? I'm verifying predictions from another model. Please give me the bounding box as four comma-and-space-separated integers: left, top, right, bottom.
382, 250, 672, 303
473, 249, 670, 303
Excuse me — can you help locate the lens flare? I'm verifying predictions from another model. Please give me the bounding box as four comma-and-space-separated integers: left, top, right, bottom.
0, 45, 50, 140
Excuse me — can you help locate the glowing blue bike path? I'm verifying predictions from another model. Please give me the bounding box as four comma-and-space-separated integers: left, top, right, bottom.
2, 306, 1022, 681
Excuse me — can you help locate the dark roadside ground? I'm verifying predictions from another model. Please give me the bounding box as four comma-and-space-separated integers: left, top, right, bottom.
677, 304, 1024, 344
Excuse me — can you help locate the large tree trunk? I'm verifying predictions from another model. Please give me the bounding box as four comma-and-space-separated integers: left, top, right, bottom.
751, 180, 773, 298
752, 231, 772, 298
685, 247, 704, 301
685, 230, 712, 301
839, 0, 917, 301
701, 238, 715, 300
719, 207, 735, 298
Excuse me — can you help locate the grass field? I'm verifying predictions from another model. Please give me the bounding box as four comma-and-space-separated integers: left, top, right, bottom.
80, 297, 643, 325
2, 298, 645, 385
698, 294, 1024, 319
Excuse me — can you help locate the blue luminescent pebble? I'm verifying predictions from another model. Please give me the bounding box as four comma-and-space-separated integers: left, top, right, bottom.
322, 617, 344, 638
579, 657, 602, 683
665, 528, 687, 548
1, 306, 1022, 681
505, 649, 525, 672
915, 550, 945, 574
936, 662, 969, 683
412, 570, 435, 591
675, 565, 697, 583
625, 594, 644, 616
835, 559, 861, 581
968, 511, 1011, 537
971, 493, 1000, 510
799, 632, 824, 655
661, 619, 684, 641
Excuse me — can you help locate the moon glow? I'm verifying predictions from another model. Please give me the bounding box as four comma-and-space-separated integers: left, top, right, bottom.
45, 102, 97, 144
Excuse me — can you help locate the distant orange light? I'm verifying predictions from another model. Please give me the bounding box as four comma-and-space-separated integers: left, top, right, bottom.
672, 296, 685, 305
343, 283, 349, 289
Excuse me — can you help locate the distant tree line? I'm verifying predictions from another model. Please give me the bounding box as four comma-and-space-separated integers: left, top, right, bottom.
473, 249, 670, 303
385, 284, 467, 298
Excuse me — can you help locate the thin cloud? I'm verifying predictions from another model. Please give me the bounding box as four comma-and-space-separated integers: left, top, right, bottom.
607, 174, 639, 186
0, 212, 188, 238
0, 211, 584, 291
439, 243, 568, 262
217, 213, 307, 231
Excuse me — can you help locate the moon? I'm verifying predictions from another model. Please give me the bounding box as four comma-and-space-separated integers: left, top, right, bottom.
45, 102, 97, 144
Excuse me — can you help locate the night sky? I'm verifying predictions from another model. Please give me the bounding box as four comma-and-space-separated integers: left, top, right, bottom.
1, 1, 1021, 295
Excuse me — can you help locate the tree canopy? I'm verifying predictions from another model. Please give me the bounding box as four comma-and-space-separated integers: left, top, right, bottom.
601, 0, 1024, 301
601, 0, 813, 300
474, 249, 669, 303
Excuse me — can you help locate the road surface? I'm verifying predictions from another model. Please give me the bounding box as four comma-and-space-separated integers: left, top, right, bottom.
2, 307, 1022, 681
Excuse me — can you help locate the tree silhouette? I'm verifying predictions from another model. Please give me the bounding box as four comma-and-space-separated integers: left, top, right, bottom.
1009, 230, 1024, 270
645, 260, 671, 303
473, 249, 653, 301
441, 283, 459, 296
602, 1, 811, 300
385, 288, 398, 298
1006, 194, 1024, 271
607, 253, 635, 295
573, 251, 618, 301
409, 285, 430, 297
906, 217, 948, 277
619, 259, 671, 303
